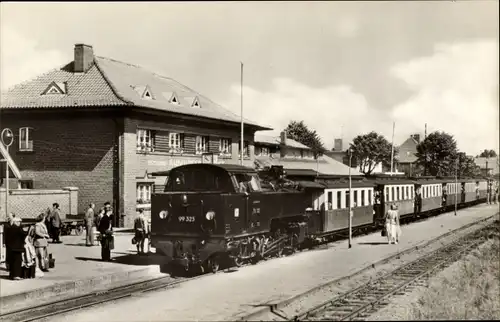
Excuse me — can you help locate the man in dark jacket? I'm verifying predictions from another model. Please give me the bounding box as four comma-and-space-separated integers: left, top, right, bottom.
98, 202, 113, 261
7, 217, 25, 280
49, 203, 62, 243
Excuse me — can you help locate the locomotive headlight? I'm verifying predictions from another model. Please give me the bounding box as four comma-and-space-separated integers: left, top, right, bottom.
159, 210, 169, 219
205, 211, 215, 220
182, 194, 188, 204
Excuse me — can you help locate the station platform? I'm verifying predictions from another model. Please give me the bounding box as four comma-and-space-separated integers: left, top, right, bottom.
43, 204, 499, 322
0, 230, 166, 313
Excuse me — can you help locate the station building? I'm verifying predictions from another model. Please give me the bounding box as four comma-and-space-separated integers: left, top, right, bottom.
0, 44, 269, 227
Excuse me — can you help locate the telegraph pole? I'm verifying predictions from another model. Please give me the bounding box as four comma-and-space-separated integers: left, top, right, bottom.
390, 122, 395, 175
454, 157, 458, 216
240, 62, 244, 166
348, 147, 353, 249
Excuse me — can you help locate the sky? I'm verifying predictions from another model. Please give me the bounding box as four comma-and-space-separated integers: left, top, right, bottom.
1, 1, 498, 156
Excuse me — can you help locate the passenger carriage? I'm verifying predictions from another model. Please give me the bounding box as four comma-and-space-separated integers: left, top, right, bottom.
319, 180, 376, 237
415, 178, 443, 216
370, 177, 417, 224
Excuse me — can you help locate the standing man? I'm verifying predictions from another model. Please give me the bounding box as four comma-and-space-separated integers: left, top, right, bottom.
98, 202, 114, 261
134, 209, 147, 255
50, 203, 62, 243
85, 203, 96, 247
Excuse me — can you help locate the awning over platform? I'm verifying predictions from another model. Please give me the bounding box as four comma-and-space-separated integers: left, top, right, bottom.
0, 144, 22, 180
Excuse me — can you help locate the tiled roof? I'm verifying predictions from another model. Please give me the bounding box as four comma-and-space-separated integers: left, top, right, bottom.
0, 62, 124, 108
1, 54, 270, 130
255, 133, 311, 149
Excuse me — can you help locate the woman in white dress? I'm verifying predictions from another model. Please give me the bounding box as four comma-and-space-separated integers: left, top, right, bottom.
385, 204, 400, 244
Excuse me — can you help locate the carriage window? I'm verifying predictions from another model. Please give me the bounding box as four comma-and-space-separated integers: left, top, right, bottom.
327, 191, 333, 210
385, 187, 389, 202
411, 186, 414, 198
345, 191, 350, 208
391, 187, 395, 201
354, 190, 358, 207
368, 190, 372, 205
397, 187, 401, 200
337, 191, 342, 209
361, 190, 365, 206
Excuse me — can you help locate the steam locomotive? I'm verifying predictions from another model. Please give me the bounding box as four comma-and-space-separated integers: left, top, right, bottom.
150, 163, 490, 274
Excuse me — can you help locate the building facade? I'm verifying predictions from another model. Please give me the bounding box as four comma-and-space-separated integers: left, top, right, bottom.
396, 134, 420, 176
0, 44, 268, 227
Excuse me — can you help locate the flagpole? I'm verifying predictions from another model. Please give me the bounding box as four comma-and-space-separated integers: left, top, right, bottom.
240, 62, 244, 166
390, 121, 395, 175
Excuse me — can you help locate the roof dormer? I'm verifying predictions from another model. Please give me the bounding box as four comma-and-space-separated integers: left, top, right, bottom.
163, 91, 180, 105
132, 85, 155, 100
183, 95, 201, 108
42, 81, 67, 95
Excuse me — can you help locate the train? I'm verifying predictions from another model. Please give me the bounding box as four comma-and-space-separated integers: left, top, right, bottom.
150, 163, 492, 275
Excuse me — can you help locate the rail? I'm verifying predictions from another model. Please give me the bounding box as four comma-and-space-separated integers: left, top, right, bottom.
293, 221, 498, 321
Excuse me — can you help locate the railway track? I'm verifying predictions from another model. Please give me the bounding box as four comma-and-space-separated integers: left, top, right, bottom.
0, 273, 205, 322
292, 221, 498, 321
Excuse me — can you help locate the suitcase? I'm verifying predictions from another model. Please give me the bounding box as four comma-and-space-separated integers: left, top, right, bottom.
48, 253, 55, 268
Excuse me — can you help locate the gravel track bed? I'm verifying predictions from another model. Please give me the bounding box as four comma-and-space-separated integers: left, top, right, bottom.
252, 215, 498, 321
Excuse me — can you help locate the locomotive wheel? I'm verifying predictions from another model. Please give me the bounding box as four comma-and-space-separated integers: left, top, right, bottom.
233, 256, 243, 267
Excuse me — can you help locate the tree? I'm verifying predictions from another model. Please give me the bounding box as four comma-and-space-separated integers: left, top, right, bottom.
478, 149, 497, 158
416, 131, 458, 176
284, 121, 326, 157
349, 131, 396, 175
456, 152, 482, 178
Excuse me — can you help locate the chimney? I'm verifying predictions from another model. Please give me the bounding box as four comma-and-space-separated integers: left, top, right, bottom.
411, 134, 420, 143
74, 44, 94, 73
334, 138, 343, 151
280, 131, 287, 145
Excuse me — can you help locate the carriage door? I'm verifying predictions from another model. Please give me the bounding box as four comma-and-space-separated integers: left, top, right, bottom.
373, 185, 385, 225
442, 183, 448, 206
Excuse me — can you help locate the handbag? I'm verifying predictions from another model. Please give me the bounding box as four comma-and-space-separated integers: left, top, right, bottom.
131, 237, 137, 245
381, 226, 387, 237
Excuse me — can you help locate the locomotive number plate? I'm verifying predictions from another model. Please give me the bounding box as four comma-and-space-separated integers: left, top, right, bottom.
178, 216, 196, 223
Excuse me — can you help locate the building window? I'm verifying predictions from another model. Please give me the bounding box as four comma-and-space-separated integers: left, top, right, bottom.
136, 129, 155, 152
169, 132, 184, 153
195, 135, 209, 154
239, 141, 250, 158
18, 179, 34, 189
137, 183, 152, 204
219, 138, 231, 156
258, 147, 269, 156
19, 127, 33, 151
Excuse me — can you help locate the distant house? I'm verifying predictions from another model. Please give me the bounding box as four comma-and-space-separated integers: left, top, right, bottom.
474, 157, 500, 177
397, 134, 420, 176
254, 132, 362, 177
